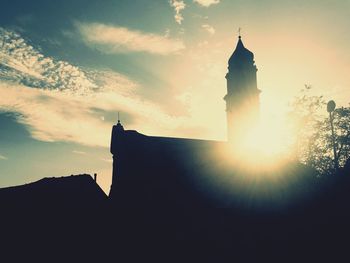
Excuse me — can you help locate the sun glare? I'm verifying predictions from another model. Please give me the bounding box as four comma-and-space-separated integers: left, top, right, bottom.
225, 114, 296, 172
244, 119, 292, 156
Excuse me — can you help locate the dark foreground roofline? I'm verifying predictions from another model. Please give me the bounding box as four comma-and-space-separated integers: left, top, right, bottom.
0, 174, 106, 197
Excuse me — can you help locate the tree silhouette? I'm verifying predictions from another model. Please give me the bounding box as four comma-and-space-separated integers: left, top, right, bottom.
289, 85, 350, 175
333, 106, 350, 168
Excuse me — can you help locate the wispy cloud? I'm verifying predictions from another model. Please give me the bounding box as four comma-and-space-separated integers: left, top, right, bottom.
75, 22, 185, 55
0, 27, 203, 148
193, 0, 220, 7
100, 158, 112, 163
170, 0, 186, 24
0, 28, 94, 93
72, 150, 87, 155
201, 24, 215, 35
0, 154, 8, 160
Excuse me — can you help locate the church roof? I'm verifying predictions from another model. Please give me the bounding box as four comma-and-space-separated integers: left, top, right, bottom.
228, 36, 254, 66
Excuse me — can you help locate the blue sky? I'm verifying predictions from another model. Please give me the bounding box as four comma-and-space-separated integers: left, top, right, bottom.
1, 0, 350, 192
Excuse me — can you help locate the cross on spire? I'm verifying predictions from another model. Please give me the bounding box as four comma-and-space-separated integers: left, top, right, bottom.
238, 27, 242, 38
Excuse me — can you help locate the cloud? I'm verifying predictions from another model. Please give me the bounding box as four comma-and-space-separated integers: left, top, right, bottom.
0, 27, 203, 148
72, 150, 87, 155
0, 80, 199, 147
0, 28, 95, 93
0, 83, 110, 147
75, 22, 185, 55
0, 154, 8, 160
201, 24, 215, 35
193, 0, 220, 7
100, 158, 113, 163
170, 0, 186, 24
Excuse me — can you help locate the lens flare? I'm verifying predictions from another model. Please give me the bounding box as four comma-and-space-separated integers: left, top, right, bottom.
224, 113, 295, 172
199, 113, 311, 209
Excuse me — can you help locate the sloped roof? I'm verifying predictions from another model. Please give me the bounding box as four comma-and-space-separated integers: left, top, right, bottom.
228, 36, 254, 66
0, 174, 107, 207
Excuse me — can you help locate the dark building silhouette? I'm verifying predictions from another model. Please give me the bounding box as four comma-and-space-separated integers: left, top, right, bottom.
0, 174, 107, 206
0, 174, 109, 261
3, 34, 350, 262
225, 35, 260, 143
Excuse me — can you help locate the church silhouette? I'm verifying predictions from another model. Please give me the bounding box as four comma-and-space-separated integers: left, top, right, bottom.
109, 36, 271, 207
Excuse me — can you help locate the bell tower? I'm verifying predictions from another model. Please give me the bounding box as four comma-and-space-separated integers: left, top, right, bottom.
224, 34, 260, 144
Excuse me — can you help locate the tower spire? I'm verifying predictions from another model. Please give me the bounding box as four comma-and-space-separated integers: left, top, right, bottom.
115, 111, 124, 131
225, 32, 260, 143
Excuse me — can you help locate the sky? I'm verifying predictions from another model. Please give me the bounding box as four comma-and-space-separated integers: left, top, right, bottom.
1, 0, 350, 193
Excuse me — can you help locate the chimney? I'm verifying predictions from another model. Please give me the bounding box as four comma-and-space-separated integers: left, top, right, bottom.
94, 173, 97, 182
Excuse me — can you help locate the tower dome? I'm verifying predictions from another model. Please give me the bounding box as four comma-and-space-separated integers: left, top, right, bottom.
228, 36, 254, 69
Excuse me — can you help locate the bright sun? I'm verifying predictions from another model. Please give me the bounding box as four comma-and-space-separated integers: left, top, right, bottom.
224, 114, 296, 171
244, 118, 292, 156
